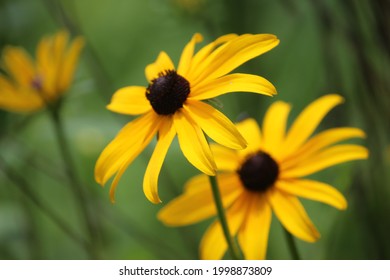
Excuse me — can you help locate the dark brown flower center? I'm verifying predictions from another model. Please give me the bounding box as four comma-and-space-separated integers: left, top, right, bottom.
237, 151, 279, 192
146, 70, 190, 115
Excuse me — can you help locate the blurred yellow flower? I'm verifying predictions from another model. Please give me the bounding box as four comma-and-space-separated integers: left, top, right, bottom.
158, 94, 369, 260
0, 31, 84, 113
95, 33, 279, 204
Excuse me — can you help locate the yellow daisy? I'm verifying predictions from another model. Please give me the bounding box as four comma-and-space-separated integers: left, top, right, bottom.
95, 33, 279, 204
0, 30, 84, 113
158, 94, 369, 259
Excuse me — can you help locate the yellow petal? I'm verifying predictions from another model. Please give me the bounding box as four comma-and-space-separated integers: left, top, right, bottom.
58, 36, 84, 92
281, 144, 369, 178
177, 33, 203, 77
0, 75, 44, 112
200, 193, 249, 260
107, 86, 151, 115
108, 116, 161, 203
94, 111, 159, 187
190, 73, 276, 100
267, 188, 320, 242
158, 173, 242, 226
235, 118, 262, 158
51, 31, 69, 95
143, 118, 176, 204
184, 99, 246, 149
183, 173, 210, 193
192, 34, 279, 87
0, 74, 14, 92
282, 94, 344, 156
36, 31, 69, 98
186, 33, 238, 82
173, 109, 216, 175
145, 51, 175, 82
276, 179, 347, 210
210, 144, 240, 171
36, 35, 56, 95
238, 194, 272, 260
281, 127, 366, 170
2, 46, 35, 86
36, 36, 51, 71
262, 101, 291, 157
52, 31, 69, 65
184, 172, 242, 194
0, 94, 43, 113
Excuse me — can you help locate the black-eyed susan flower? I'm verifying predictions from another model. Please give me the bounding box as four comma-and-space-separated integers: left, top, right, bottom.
158, 94, 369, 260
0, 31, 84, 113
95, 33, 279, 204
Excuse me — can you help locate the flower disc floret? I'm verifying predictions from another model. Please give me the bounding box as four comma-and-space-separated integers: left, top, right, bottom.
146, 70, 190, 115
237, 151, 279, 192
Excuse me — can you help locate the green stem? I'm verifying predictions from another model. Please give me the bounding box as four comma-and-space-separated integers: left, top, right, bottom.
283, 227, 301, 260
208, 175, 244, 260
49, 108, 100, 259
0, 156, 88, 249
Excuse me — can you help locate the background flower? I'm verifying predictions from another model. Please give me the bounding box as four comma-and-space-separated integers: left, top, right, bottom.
0, 30, 84, 113
158, 94, 368, 259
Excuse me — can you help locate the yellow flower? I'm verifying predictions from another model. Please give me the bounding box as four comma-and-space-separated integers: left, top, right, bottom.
158, 94, 369, 259
0, 31, 84, 113
95, 33, 279, 204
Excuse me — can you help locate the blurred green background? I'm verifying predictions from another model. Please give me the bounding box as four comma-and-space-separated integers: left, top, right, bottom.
0, 0, 389, 259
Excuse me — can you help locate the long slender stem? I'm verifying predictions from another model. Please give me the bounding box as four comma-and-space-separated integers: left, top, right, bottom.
49, 108, 100, 259
0, 156, 88, 249
283, 227, 301, 260
208, 175, 244, 260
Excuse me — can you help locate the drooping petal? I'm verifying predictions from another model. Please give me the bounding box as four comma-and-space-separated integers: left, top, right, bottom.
158, 173, 243, 225
108, 126, 159, 203
282, 94, 344, 156
276, 179, 347, 210
192, 34, 279, 87
200, 192, 249, 260
210, 144, 240, 171
186, 34, 238, 83
2, 47, 35, 86
94, 111, 160, 187
173, 109, 216, 175
281, 127, 366, 169
184, 99, 246, 149
238, 194, 272, 260
145, 51, 175, 82
107, 115, 162, 203
58, 36, 85, 92
267, 188, 320, 242
177, 33, 203, 77
235, 118, 262, 158
143, 118, 176, 204
107, 86, 151, 115
190, 73, 276, 100
262, 101, 291, 157
281, 144, 369, 178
